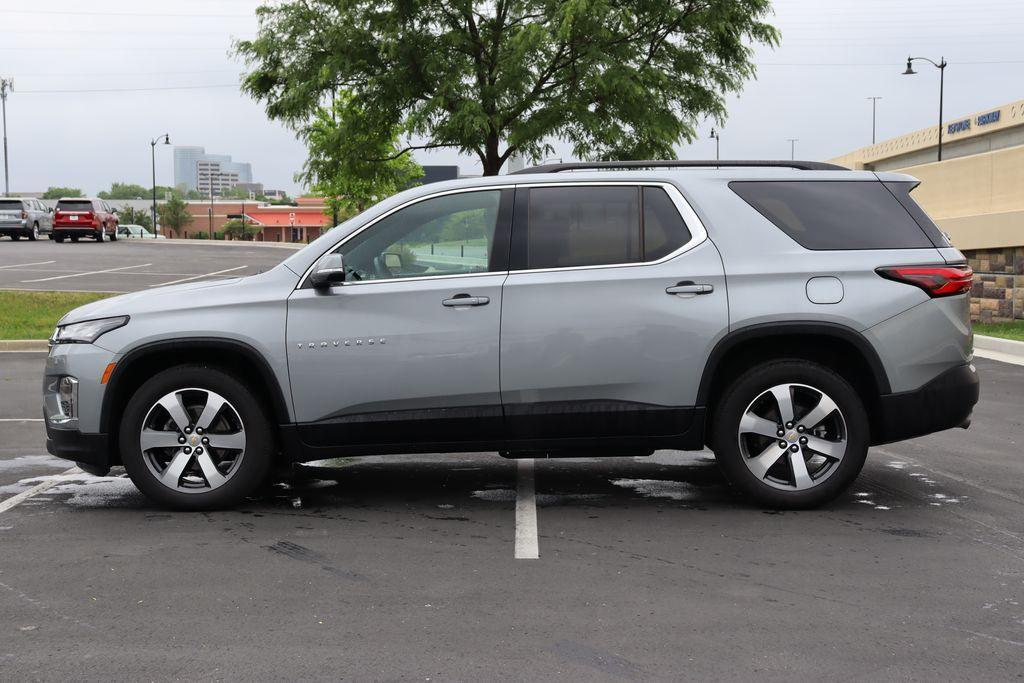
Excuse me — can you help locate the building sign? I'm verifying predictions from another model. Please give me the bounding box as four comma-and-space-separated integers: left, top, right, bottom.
947, 109, 1002, 136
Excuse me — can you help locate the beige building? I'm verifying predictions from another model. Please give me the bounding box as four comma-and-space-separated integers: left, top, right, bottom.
831, 99, 1024, 322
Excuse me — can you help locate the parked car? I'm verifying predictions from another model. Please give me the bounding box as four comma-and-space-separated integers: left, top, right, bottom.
117, 224, 165, 239
51, 198, 118, 242
43, 160, 979, 510
0, 197, 53, 240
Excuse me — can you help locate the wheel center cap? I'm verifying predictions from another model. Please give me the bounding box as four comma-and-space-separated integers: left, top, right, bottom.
786, 431, 798, 442
189, 435, 200, 446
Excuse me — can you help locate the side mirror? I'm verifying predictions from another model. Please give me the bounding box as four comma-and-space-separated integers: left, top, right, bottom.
309, 253, 346, 289
48, 207, 54, 213
382, 251, 404, 275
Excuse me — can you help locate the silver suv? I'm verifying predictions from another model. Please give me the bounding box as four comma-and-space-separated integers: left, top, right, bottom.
43, 161, 979, 510
0, 197, 53, 240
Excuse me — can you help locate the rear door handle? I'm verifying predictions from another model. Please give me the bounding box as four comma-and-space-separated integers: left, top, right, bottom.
666, 282, 714, 296
442, 294, 490, 307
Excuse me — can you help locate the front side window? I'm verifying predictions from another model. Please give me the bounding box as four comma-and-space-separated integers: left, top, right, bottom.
527, 186, 640, 269
337, 190, 502, 281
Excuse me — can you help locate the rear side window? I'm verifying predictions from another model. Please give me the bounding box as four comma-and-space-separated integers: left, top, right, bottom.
528, 186, 640, 269
643, 187, 692, 260
883, 182, 951, 247
56, 200, 94, 212
730, 181, 934, 250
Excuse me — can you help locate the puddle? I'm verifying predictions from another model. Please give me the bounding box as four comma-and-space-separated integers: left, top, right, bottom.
610, 478, 698, 501
0, 455, 69, 472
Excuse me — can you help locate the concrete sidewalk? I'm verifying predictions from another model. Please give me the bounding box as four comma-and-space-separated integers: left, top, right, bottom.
974, 333, 1024, 366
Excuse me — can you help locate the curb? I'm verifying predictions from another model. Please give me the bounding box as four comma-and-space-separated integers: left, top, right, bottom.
0, 339, 50, 352
145, 239, 304, 250
974, 334, 1024, 359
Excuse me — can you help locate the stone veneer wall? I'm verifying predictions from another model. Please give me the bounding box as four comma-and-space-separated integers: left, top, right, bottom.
964, 247, 1024, 322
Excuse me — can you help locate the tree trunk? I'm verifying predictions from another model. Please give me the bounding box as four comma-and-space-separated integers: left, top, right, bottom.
482, 134, 502, 176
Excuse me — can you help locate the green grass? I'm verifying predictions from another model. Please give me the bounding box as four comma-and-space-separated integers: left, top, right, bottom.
0, 290, 116, 340
974, 321, 1024, 342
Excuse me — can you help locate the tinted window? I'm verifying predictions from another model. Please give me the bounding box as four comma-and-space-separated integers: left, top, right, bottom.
0, 200, 22, 209
883, 182, 951, 247
56, 200, 94, 212
528, 186, 640, 269
338, 190, 501, 281
730, 181, 933, 250
643, 187, 692, 260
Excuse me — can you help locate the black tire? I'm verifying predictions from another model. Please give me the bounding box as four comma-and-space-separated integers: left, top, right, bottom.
70, 235, 79, 243
711, 360, 869, 509
10, 233, 19, 241
28, 223, 39, 241
95, 225, 105, 242
109, 227, 118, 241
54, 234, 64, 243
119, 365, 275, 510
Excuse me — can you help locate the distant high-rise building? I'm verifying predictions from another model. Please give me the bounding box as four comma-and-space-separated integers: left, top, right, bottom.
173, 146, 253, 195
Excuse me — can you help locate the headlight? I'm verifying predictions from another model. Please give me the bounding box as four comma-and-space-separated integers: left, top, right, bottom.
50, 316, 129, 344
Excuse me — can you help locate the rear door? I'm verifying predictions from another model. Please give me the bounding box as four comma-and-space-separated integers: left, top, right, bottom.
499, 182, 728, 442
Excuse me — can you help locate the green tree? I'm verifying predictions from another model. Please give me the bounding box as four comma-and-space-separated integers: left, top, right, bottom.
98, 182, 150, 200
157, 195, 193, 235
42, 186, 83, 199
236, 0, 777, 176
117, 205, 154, 230
298, 95, 423, 216
220, 218, 261, 241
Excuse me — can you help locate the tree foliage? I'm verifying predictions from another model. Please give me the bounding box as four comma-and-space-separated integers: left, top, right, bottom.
98, 182, 150, 200
157, 195, 193, 233
220, 218, 262, 240
42, 186, 83, 199
117, 205, 154, 230
236, 0, 778, 175
298, 95, 424, 216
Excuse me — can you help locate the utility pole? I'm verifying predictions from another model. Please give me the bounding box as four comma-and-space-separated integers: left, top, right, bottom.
867, 97, 882, 144
787, 138, 798, 160
1, 78, 12, 197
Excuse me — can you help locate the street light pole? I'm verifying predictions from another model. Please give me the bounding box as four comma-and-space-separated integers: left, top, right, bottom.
903, 56, 948, 162
709, 128, 720, 161
1, 78, 13, 197
787, 138, 798, 160
150, 133, 169, 237
867, 96, 882, 144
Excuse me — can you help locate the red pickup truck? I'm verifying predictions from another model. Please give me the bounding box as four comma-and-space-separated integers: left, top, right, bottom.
52, 198, 119, 243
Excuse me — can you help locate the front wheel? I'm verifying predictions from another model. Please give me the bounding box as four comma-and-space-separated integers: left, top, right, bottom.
711, 360, 869, 509
119, 365, 274, 510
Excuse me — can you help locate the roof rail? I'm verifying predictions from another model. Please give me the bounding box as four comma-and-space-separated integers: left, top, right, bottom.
510, 159, 848, 174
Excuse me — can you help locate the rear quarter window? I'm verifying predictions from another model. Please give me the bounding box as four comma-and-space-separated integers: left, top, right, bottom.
730, 181, 935, 250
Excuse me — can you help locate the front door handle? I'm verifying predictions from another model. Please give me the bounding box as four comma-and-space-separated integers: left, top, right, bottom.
442, 293, 490, 307
666, 282, 714, 296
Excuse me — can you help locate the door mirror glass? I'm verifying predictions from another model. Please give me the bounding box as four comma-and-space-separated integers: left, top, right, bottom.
381, 251, 404, 276
310, 253, 346, 288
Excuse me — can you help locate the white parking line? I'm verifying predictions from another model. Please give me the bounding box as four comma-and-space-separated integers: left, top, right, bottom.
0, 418, 44, 422
0, 467, 80, 514
0, 260, 56, 270
515, 459, 540, 559
20, 263, 152, 283
148, 265, 248, 288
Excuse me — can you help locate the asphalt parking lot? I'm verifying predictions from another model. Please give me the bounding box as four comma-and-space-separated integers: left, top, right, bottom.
0, 348, 1021, 680
0, 238, 299, 293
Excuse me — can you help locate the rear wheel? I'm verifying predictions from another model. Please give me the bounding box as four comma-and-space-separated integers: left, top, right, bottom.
54, 234, 65, 243
711, 360, 869, 509
95, 225, 105, 242
10, 233, 19, 241
119, 365, 274, 510
70, 235, 79, 243
109, 226, 118, 241
28, 223, 39, 241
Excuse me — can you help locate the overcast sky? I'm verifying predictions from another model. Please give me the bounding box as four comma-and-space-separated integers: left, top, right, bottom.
2, 0, 1022, 195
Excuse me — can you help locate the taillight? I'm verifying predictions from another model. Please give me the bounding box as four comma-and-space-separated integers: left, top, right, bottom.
877, 265, 974, 297
20, 210, 27, 219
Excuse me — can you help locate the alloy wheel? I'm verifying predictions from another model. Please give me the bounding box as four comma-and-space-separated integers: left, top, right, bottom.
737, 382, 848, 491
140, 387, 247, 493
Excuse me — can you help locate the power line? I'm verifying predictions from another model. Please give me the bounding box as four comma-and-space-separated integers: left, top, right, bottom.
18, 84, 239, 94
0, 9, 255, 18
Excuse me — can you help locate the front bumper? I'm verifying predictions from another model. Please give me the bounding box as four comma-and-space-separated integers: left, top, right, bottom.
46, 424, 111, 473
873, 362, 979, 445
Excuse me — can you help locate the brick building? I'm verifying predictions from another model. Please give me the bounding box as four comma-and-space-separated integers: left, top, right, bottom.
167, 197, 333, 243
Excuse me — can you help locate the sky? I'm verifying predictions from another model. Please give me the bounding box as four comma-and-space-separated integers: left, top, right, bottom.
1, 0, 1022, 195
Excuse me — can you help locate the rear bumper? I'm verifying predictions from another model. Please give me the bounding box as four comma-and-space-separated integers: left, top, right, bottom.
53, 226, 99, 234
873, 362, 979, 445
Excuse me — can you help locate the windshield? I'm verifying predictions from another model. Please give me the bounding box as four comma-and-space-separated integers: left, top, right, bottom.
56, 200, 94, 212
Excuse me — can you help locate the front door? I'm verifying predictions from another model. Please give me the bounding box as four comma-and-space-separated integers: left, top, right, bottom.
499, 183, 727, 442
287, 188, 513, 451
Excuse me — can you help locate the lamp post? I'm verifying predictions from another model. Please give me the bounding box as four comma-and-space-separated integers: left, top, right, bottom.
150, 133, 169, 237
709, 128, 720, 161
903, 56, 947, 161
1, 78, 13, 197
867, 96, 882, 144
787, 138, 798, 160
